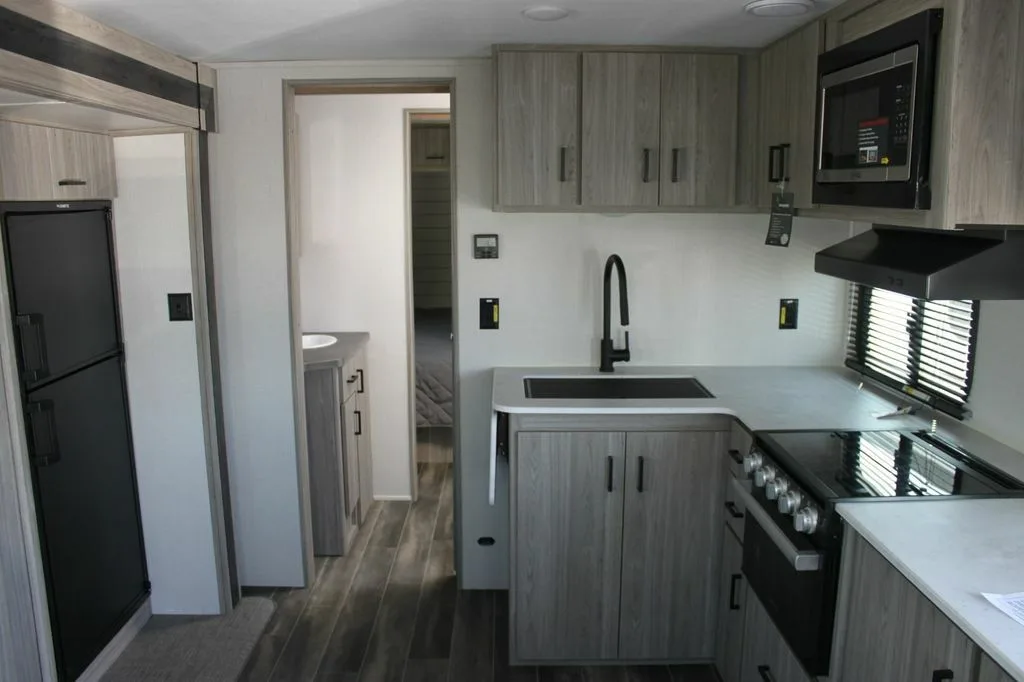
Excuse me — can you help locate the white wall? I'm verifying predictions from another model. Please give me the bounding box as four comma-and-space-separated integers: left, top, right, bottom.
210, 59, 854, 588
113, 134, 223, 613
296, 93, 450, 499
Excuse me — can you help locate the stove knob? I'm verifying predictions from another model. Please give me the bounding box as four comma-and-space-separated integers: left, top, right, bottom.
766, 477, 790, 500
793, 506, 820, 534
753, 465, 777, 488
743, 452, 763, 475
777, 490, 803, 515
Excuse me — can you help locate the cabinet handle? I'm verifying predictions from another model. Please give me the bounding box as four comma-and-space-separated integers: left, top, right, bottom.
355, 410, 362, 436
57, 179, 87, 186
932, 671, 954, 682
768, 145, 783, 183
780, 143, 791, 182
425, 154, 445, 160
357, 369, 365, 394
671, 148, 685, 183
15, 313, 49, 382
757, 665, 775, 682
558, 146, 569, 182
606, 456, 614, 492
728, 448, 743, 464
642, 148, 652, 183
637, 456, 645, 493
729, 574, 742, 610
26, 400, 60, 466
725, 501, 745, 519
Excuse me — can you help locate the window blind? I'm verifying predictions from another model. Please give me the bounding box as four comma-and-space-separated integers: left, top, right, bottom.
846, 285, 980, 418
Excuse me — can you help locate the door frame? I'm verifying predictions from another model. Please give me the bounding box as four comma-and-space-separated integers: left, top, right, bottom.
282, 79, 458, 587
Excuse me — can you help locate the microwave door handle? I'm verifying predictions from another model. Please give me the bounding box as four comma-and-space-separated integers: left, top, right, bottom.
731, 478, 822, 571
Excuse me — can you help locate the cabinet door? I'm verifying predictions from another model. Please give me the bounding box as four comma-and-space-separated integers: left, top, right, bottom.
354, 356, 373, 524
618, 431, 727, 660
0, 122, 57, 200
757, 39, 790, 208
514, 431, 625, 661
978, 653, 1016, 682
50, 128, 117, 200
411, 125, 450, 170
582, 53, 661, 207
835, 531, 976, 682
740, 590, 814, 682
715, 527, 746, 682
341, 394, 360, 519
785, 21, 823, 209
496, 51, 580, 208
305, 367, 346, 556
660, 54, 740, 207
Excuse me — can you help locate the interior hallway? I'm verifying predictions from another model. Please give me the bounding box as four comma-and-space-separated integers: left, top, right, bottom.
240, 440, 717, 682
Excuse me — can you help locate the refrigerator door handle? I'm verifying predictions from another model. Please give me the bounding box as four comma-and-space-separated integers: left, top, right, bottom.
26, 400, 60, 466
15, 313, 49, 382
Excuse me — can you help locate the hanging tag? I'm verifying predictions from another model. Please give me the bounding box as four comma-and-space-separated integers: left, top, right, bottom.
765, 192, 794, 248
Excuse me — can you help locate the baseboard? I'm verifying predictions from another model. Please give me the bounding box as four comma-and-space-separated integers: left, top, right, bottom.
75, 597, 151, 682
374, 494, 413, 501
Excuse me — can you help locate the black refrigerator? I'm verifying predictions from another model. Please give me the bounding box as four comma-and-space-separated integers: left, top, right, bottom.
1, 201, 149, 681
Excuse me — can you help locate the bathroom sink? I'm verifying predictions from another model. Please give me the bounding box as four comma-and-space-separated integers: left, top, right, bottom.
302, 334, 338, 350
524, 377, 715, 400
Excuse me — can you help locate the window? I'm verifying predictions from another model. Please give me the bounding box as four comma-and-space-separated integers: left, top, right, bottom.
846, 286, 980, 418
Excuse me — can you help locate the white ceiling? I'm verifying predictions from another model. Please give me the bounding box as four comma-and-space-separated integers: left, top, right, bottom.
59, 0, 847, 62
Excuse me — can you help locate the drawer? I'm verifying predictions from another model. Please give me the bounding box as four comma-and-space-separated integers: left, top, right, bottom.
724, 470, 748, 542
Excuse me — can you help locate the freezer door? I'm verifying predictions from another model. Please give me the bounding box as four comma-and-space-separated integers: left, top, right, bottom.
3, 208, 120, 384
27, 356, 147, 681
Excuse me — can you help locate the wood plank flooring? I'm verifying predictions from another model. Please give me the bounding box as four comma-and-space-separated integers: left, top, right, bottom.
240, 460, 719, 682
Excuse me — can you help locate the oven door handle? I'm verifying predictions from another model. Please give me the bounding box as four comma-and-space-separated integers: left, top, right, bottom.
731, 478, 822, 572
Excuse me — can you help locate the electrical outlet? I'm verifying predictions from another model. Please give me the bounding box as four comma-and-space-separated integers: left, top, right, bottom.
168, 293, 193, 321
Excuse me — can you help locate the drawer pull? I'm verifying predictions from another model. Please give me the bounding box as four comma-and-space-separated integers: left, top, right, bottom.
355, 410, 362, 436
606, 456, 614, 493
642, 148, 652, 183
728, 448, 744, 464
932, 671, 954, 682
357, 369, 365, 393
725, 501, 745, 519
729, 573, 742, 610
757, 665, 775, 682
58, 179, 87, 186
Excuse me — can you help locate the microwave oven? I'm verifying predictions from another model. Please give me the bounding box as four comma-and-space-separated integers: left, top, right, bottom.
813, 9, 943, 209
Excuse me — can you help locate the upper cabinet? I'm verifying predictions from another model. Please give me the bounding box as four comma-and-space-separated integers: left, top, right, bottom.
495, 48, 743, 212
581, 53, 662, 208
755, 21, 823, 210
0, 121, 116, 201
660, 54, 740, 208
495, 52, 580, 208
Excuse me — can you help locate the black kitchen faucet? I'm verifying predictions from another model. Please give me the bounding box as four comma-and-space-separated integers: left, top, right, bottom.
600, 254, 631, 373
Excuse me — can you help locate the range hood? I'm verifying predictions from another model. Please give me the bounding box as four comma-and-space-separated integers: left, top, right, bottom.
815, 224, 1024, 300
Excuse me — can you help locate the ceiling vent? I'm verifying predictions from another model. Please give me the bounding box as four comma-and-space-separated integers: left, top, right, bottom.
744, 0, 814, 17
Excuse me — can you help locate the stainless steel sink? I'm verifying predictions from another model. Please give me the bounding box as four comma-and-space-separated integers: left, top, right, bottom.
523, 377, 715, 400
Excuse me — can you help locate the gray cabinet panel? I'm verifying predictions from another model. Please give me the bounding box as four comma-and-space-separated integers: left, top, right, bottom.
978, 653, 1016, 682
757, 39, 789, 209
835, 531, 976, 682
785, 21, 823, 210
618, 431, 727, 660
496, 51, 580, 208
305, 367, 349, 556
342, 394, 360, 519
513, 431, 625, 661
740, 590, 814, 682
581, 53, 662, 207
354, 353, 373, 524
0, 121, 54, 200
659, 54, 740, 207
715, 527, 745, 682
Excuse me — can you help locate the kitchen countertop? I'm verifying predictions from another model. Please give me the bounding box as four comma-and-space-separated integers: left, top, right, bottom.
838, 499, 1024, 680
302, 332, 369, 369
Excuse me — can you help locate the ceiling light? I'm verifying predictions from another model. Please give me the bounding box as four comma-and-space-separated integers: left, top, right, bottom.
523, 6, 570, 21
744, 0, 814, 17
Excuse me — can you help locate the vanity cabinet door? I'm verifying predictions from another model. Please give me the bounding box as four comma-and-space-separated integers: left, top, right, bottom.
618, 431, 727, 660
834, 531, 976, 682
513, 431, 625, 661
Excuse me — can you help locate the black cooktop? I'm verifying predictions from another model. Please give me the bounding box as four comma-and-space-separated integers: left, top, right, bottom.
755, 430, 1024, 502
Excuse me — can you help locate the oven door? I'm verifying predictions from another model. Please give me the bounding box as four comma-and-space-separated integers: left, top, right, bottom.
733, 479, 837, 677
817, 45, 918, 183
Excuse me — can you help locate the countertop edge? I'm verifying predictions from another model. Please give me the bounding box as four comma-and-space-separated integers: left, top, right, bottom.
838, 508, 1024, 681
301, 332, 369, 368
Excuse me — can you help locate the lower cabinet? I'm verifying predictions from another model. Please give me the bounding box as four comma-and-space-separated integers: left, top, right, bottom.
740, 590, 814, 682
512, 428, 727, 663
978, 653, 1016, 682
834, 530, 976, 681
715, 526, 745, 682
